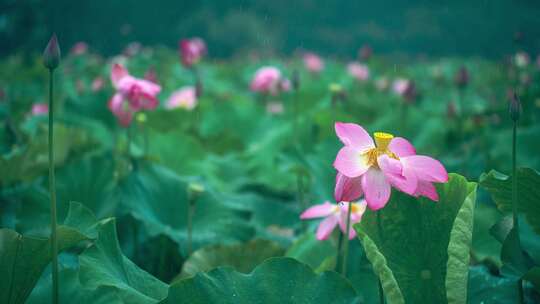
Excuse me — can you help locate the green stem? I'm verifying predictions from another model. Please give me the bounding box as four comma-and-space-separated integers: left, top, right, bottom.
341, 202, 353, 276
512, 121, 524, 304
335, 229, 344, 272
378, 279, 385, 304
187, 197, 196, 256
297, 173, 306, 231
48, 69, 59, 304
377, 211, 385, 304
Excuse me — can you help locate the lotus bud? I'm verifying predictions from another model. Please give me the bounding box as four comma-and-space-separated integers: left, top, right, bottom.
187, 182, 205, 204
509, 91, 521, 122
43, 34, 61, 70
454, 66, 469, 89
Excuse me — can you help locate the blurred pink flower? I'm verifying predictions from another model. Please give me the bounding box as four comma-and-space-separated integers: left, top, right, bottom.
91, 77, 105, 92
392, 78, 410, 96
108, 94, 133, 127
514, 52, 530, 68
300, 200, 367, 240
166, 86, 197, 110
179, 37, 207, 67
70, 42, 88, 55
347, 62, 369, 81
250, 66, 285, 95
266, 101, 284, 114
31, 103, 48, 116
303, 52, 324, 73
110, 63, 161, 111
109, 63, 161, 126
333, 122, 448, 210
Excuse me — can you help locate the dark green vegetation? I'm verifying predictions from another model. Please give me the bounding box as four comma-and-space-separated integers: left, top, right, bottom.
1, 46, 540, 303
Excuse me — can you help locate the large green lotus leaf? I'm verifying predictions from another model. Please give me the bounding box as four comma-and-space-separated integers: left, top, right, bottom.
471, 201, 502, 267
0, 202, 99, 304
55, 154, 117, 219
354, 174, 477, 304
176, 239, 284, 280
117, 163, 254, 255
467, 266, 518, 304
147, 129, 206, 176
27, 268, 123, 304
79, 219, 168, 304
161, 257, 358, 304
479, 168, 540, 235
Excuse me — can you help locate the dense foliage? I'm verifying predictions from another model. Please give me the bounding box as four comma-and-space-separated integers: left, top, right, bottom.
1, 43, 540, 303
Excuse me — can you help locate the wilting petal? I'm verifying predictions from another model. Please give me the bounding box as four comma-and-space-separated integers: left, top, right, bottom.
300, 201, 336, 219
333, 146, 370, 178
334, 173, 363, 203
415, 181, 439, 201
402, 155, 448, 183
361, 168, 391, 210
111, 63, 129, 88
389, 137, 416, 157
335, 122, 375, 151
316, 215, 338, 240
378, 155, 417, 195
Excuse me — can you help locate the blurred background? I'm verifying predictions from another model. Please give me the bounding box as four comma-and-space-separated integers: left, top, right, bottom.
2, 0, 540, 58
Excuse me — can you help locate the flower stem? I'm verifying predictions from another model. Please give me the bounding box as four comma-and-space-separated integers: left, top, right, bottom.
48, 69, 59, 304
187, 195, 196, 255
512, 120, 524, 303
297, 172, 306, 231
341, 202, 353, 276
335, 229, 344, 272
377, 211, 385, 304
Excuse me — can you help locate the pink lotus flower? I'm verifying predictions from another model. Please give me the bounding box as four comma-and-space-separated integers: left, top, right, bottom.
333, 122, 448, 210
110, 63, 161, 111
179, 37, 207, 67
108, 94, 133, 127
31, 103, 48, 116
166, 86, 197, 110
300, 200, 367, 240
392, 78, 410, 96
109, 63, 161, 126
514, 52, 530, 68
250, 66, 289, 95
303, 52, 324, 73
70, 42, 88, 55
347, 62, 369, 81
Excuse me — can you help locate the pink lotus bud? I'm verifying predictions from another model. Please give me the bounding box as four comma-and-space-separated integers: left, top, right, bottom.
347, 62, 369, 81
358, 44, 372, 61
303, 52, 324, 73
43, 34, 61, 70
250, 66, 282, 95
70, 42, 88, 55
31, 103, 49, 116
179, 37, 207, 67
